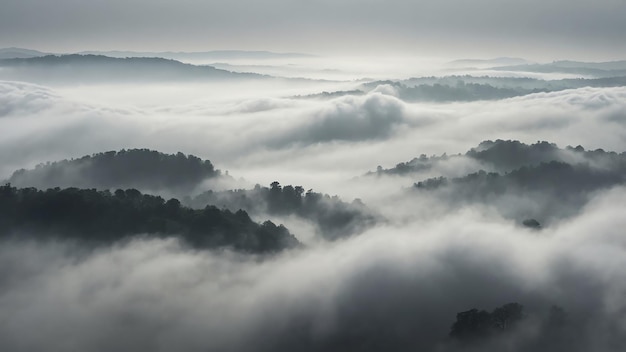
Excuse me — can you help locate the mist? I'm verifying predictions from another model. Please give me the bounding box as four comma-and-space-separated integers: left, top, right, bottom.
1, 45, 626, 352
1, 77, 625, 195
2, 185, 626, 351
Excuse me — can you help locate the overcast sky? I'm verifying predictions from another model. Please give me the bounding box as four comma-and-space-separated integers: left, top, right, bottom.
1, 0, 625, 61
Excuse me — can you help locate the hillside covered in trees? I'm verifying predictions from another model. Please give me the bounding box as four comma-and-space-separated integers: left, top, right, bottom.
0, 184, 299, 253
358, 75, 626, 102
4, 149, 380, 241
189, 182, 379, 240
368, 140, 626, 224
6, 149, 220, 193
372, 139, 626, 176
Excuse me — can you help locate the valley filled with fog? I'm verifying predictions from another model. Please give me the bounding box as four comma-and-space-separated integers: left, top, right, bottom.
1, 51, 626, 352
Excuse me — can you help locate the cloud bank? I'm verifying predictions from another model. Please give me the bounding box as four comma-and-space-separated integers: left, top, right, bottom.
1, 186, 626, 351
1, 54, 626, 352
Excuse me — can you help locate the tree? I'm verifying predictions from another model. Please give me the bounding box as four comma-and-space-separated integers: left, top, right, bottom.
492, 302, 524, 331
450, 302, 525, 341
450, 309, 493, 340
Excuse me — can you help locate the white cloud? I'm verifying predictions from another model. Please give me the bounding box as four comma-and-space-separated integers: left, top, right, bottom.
1, 187, 625, 351
1, 58, 626, 351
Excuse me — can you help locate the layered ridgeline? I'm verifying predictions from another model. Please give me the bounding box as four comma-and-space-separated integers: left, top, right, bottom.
359, 75, 626, 102
5, 149, 379, 241
297, 74, 626, 102
0, 54, 265, 83
372, 140, 626, 224
0, 185, 299, 253
0, 47, 314, 61
490, 60, 626, 78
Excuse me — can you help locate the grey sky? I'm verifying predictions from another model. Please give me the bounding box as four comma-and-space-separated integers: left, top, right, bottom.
1, 0, 625, 60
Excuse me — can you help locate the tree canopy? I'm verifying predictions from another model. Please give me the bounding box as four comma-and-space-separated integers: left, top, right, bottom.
7, 149, 220, 192
0, 184, 299, 253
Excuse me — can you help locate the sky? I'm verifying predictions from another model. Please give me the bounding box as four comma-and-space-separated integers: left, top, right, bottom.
1, 0, 626, 61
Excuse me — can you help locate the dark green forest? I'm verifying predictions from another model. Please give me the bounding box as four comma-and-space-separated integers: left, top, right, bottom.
189, 182, 379, 240
0, 184, 299, 253
7, 148, 220, 192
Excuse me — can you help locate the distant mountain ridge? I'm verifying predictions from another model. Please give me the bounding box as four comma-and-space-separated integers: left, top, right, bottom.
0, 54, 266, 83
447, 57, 533, 67
0, 47, 49, 59
0, 47, 314, 60
77, 50, 315, 61
359, 75, 626, 103
492, 60, 626, 77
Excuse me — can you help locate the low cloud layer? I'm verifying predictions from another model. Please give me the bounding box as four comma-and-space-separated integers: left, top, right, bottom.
2, 81, 625, 191
2, 61, 626, 352
1, 186, 626, 351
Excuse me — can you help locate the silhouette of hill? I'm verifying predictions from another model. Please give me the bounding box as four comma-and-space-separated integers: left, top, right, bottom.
0, 185, 299, 252
447, 57, 532, 67
7, 149, 220, 193
415, 161, 624, 197
189, 182, 379, 240
77, 50, 315, 61
361, 76, 626, 102
0, 54, 266, 83
371, 139, 626, 176
5, 150, 379, 239
402, 75, 626, 90
369, 140, 626, 223
0, 47, 49, 59
492, 60, 626, 77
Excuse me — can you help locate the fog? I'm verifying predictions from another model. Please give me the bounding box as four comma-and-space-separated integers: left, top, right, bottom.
2, 78, 625, 196
1, 54, 626, 351
2, 186, 626, 351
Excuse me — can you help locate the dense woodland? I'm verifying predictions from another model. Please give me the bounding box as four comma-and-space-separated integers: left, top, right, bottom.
368, 140, 626, 224
0, 184, 299, 252
189, 182, 379, 240
360, 75, 626, 102
7, 149, 220, 192
373, 139, 626, 176
448, 303, 576, 351
414, 161, 624, 196
5, 149, 379, 241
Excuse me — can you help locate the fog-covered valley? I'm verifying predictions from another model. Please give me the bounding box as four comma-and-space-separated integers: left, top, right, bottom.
1, 48, 626, 352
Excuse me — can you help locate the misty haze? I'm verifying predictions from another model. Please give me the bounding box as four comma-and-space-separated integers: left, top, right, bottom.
1, 1, 626, 351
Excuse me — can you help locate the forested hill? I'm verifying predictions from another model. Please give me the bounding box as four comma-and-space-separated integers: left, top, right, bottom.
0, 185, 299, 253
190, 182, 379, 240
372, 139, 626, 176
359, 76, 626, 102
414, 161, 625, 196
369, 140, 626, 224
7, 149, 220, 193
